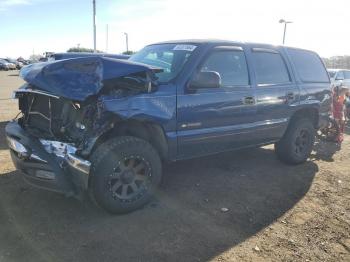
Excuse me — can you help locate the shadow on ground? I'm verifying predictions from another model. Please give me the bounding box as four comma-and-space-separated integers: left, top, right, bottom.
312, 122, 350, 162
0, 121, 9, 150
311, 138, 340, 162
0, 139, 318, 262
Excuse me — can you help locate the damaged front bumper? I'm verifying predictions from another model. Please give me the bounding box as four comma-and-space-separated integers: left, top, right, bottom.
5, 121, 91, 196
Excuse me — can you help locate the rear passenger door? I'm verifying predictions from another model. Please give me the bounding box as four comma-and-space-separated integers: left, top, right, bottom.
248, 47, 298, 143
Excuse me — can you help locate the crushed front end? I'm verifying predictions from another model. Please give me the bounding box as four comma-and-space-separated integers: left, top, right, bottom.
5, 56, 160, 197
6, 90, 94, 196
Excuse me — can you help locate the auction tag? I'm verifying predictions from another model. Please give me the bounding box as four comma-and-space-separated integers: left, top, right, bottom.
173, 44, 197, 51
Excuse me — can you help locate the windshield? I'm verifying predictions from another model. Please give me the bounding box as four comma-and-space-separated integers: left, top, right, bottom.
129, 43, 197, 82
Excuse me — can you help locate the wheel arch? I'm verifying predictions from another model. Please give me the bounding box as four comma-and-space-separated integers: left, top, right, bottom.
289, 106, 319, 129
91, 118, 169, 161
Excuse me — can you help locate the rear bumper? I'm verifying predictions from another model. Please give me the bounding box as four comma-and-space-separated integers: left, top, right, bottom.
5, 121, 91, 196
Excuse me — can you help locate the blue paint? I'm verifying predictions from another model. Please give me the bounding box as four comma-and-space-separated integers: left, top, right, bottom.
99, 84, 177, 132
52, 52, 130, 61
18, 40, 331, 161
20, 56, 161, 101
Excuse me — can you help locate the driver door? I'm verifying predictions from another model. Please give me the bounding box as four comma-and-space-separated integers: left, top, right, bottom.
176, 46, 257, 159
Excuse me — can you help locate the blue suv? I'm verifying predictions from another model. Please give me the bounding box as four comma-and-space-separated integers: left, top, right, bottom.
6, 40, 331, 213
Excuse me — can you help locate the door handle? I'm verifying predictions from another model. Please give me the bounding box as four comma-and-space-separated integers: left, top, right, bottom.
243, 96, 255, 105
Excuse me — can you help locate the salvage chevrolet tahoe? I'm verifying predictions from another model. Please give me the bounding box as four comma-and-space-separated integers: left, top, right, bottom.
6, 40, 331, 213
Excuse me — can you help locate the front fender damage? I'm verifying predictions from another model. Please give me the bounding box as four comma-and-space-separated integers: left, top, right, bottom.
78, 93, 176, 157
15, 56, 167, 159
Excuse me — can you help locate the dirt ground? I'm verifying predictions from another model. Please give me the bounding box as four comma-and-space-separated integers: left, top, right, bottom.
0, 70, 349, 262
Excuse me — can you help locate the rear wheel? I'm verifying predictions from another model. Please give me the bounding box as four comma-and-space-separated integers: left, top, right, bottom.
89, 136, 162, 214
275, 118, 315, 165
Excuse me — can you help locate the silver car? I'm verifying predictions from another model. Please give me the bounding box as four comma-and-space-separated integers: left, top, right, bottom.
327, 68, 350, 88
0, 59, 11, 70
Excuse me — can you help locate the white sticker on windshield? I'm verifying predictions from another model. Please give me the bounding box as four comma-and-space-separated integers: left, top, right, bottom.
173, 44, 197, 52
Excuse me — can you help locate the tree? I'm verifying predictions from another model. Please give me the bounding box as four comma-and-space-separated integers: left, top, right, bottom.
322, 56, 350, 69
29, 54, 43, 61
67, 47, 102, 53
122, 50, 135, 55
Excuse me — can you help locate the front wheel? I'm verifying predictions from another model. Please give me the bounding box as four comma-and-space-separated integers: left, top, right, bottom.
275, 118, 315, 165
89, 136, 162, 214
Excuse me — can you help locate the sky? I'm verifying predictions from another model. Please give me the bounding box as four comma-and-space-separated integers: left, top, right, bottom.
0, 0, 349, 59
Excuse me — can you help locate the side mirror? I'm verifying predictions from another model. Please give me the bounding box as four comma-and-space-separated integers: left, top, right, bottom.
189, 71, 221, 89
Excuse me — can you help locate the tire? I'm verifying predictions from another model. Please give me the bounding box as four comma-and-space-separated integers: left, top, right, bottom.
89, 136, 162, 214
275, 118, 315, 165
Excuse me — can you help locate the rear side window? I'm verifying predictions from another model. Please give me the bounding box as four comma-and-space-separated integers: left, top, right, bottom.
287, 48, 329, 83
344, 71, 350, 79
200, 50, 249, 87
251, 51, 290, 85
336, 71, 344, 80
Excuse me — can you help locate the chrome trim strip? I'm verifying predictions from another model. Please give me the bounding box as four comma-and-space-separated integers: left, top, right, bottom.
30, 154, 47, 163
66, 153, 91, 175
39, 139, 91, 175
177, 118, 288, 141
7, 137, 90, 174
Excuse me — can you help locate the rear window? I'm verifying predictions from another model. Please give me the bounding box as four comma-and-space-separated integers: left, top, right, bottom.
287, 48, 329, 83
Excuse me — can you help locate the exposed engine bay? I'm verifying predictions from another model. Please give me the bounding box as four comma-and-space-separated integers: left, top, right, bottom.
16, 89, 96, 143
15, 73, 158, 156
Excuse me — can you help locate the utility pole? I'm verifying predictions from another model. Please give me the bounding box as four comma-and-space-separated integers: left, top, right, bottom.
93, 0, 97, 52
279, 19, 292, 45
282, 22, 287, 44
106, 24, 109, 52
124, 32, 129, 53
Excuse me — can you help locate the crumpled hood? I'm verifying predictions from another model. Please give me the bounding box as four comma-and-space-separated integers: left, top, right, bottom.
20, 56, 161, 101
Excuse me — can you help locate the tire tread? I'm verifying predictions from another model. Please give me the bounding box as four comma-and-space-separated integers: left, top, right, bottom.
275, 117, 315, 165
88, 136, 161, 214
